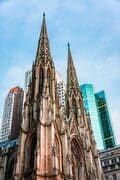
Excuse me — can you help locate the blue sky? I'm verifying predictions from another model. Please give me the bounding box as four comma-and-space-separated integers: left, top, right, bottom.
0, 0, 120, 143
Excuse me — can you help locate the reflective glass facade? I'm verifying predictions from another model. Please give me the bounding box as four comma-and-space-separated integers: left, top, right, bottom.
95, 91, 116, 149
80, 84, 104, 150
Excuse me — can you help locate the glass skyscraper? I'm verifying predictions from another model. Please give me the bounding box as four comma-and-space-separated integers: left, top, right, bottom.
95, 91, 116, 149
80, 84, 104, 150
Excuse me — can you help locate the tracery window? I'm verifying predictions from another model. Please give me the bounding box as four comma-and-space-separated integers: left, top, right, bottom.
66, 100, 70, 118
71, 138, 83, 180
39, 68, 44, 95
72, 98, 78, 119
32, 68, 35, 98
47, 68, 52, 95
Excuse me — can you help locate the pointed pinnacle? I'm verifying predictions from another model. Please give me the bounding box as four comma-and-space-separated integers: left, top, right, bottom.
40, 12, 48, 39
35, 13, 52, 64
67, 43, 74, 72
66, 44, 79, 94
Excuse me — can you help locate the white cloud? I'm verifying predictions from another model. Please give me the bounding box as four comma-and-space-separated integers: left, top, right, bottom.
6, 66, 25, 86
75, 55, 120, 84
1, 66, 26, 99
0, 0, 59, 23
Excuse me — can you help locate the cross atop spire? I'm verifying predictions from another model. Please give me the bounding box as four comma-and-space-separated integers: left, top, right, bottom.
35, 13, 51, 64
66, 43, 79, 95
40, 12, 48, 39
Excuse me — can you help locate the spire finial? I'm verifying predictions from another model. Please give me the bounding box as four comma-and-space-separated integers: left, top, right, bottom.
68, 42, 70, 47
43, 12, 45, 17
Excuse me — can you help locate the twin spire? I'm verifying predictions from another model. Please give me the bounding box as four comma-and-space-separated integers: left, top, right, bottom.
36, 13, 79, 93
67, 43, 79, 95
35, 13, 51, 64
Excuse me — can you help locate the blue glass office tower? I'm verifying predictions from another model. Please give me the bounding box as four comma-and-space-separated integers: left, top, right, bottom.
95, 91, 115, 149
80, 84, 104, 150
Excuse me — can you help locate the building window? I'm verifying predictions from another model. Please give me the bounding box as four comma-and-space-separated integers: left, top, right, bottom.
118, 174, 120, 180
110, 165, 115, 170
102, 161, 104, 167
105, 176, 109, 180
104, 160, 109, 166
112, 158, 117, 164
113, 174, 117, 180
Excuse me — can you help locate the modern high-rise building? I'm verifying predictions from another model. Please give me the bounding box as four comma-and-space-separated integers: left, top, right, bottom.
95, 90, 116, 149
0, 86, 24, 143
24, 70, 32, 94
99, 145, 120, 180
80, 84, 104, 150
56, 71, 66, 109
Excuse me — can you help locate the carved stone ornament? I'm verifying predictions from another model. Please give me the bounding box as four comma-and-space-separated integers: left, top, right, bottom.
70, 120, 79, 136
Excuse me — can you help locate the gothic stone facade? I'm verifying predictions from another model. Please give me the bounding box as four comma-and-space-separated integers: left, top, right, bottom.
12, 14, 103, 180
0, 141, 18, 180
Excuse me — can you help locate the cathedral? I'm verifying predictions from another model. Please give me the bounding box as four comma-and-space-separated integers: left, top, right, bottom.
1, 14, 103, 180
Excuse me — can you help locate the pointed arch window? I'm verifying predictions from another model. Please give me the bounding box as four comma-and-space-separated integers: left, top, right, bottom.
29, 134, 37, 170
53, 136, 61, 170
47, 68, 52, 95
66, 100, 70, 118
72, 98, 78, 119
5, 153, 15, 180
39, 67, 44, 95
24, 133, 37, 178
31, 68, 35, 98
71, 138, 83, 180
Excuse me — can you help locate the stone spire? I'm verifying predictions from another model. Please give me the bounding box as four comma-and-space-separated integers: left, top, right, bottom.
40, 12, 48, 39
66, 43, 79, 95
35, 13, 51, 64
